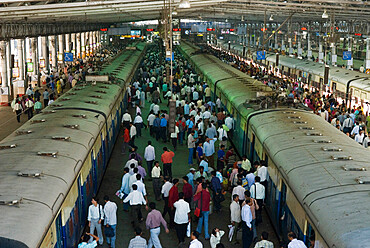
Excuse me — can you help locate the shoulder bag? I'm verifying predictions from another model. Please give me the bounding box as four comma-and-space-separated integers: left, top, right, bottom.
194, 191, 203, 217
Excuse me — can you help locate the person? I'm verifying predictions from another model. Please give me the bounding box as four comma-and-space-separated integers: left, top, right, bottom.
148, 111, 156, 136
161, 147, 175, 179
144, 140, 156, 176
204, 137, 217, 169
287, 232, 307, 248
134, 113, 145, 137
34, 99, 42, 114
87, 196, 104, 245
122, 111, 132, 129
246, 170, 255, 190
146, 202, 169, 248
103, 195, 117, 248
210, 171, 222, 212
128, 227, 147, 248
168, 178, 180, 227
123, 184, 148, 227
152, 161, 162, 201
230, 194, 241, 243
171, 122, 180, 150
241, 198, 253, 248
129, 123, 137, 147
254, 231, 274, 248
122, 127, 130, 154
194, 183, 211, 239
125, 154, 139, 169
244, 192, 259, 241
241, 155, 251, 172
153, 114, 161, 141
210, 228, 225, 248
78, 232, 99, 248
250, 176, 265, 225
120, 168, 130, 212
182, 176, 193, 204
194, 166, 208, 182
232, 180, 246, 205
174, 192, 191, 244
187, 168, 196, 190
161, 176, 173, 218
196, 142, 204, 164
13, 100, 23, 123
188, 131, 197, 165
199, 156, 209, 173
217, 145, 226, 169
160, 114, 168, 142
189, 231, 203, 248
43, 89, 49, 107
257, 161, 268, 188
25, 96, 34, 120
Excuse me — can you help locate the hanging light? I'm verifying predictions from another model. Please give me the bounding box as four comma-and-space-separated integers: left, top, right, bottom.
241, 16, 244, 21
322, 10, 329, 19
172, 8, 178, 15
179, 0, 190, 9
269, 15, 274, 21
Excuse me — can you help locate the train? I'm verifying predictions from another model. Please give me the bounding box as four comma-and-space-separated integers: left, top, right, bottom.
0, 41, 146, 248
218, 40, 370, 112
179, 40, 370, 247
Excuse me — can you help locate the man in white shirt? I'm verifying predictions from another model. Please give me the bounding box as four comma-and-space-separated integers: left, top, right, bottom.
123, 184, 148, 226
287, 232, 307, 248
144, 141, 155, 175
173, 192, 191, 244
189, 231, 203, 248
241, 198, 253, 248
257, 161, 268, 187
254, 231, 274, 248
147, 111, 156, 136
230, 194, 241, 243
129, 123, 137, 147
355, 129, 365, 144
133, 113, 144, 137
125, 154, 139, 169
103, 195, 117, 248
232, 181, 246, 204
129, 168, 139, 191
225, 114, 234, 130
153, 103, 160, 114
161, 177, 173, 218
88, 196, 104, 245
250, 177, 265, 225
121, 111, 132, 128
151, 161, 162, 201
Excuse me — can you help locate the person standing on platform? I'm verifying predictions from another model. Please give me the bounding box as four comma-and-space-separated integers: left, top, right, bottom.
187, 168, 196, 190
174, 192, 191, 244
122, 127, 130, 155
144, 141, 156, 178
204, 137, 217, 169
87, 196, 104, 246
168, 178, 180, 228
34, 99, 42, 114
241, 198, 253, 248
182, 176, 193, 204
188, 131, 197, 166
103, 195, 117, 248
147, 111, 156, 136
257, 161, 268, 188
129, 123, 137, 147
43, 89, 49, 107
123, 184, 148, 227
134, 113, 145, 138
230, 194, 241, 244
176, 117, 186, 145
287, 232, 307, 248
13, 100, 23, 123
210, 171, 222, 213
25, 96, 34, 120
161, 147, 175, 179
120, 168, 130, 212
250, 176, 265, 225
194, 183, 211, 240
161, 176, 173, 218
153, 114, 161, 141
128, 227, 147, 248
152, 161, 162, 201
146, 202, 169, 248
160, 114, 168, 142
170, 122, 180, 150
121, 111, 132, 129
254, 231, 274, 248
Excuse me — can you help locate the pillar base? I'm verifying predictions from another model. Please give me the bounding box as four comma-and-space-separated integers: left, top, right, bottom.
0, 94, 10, 106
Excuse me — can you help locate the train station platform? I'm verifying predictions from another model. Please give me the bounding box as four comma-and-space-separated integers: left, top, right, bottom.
95, 98, 280, 248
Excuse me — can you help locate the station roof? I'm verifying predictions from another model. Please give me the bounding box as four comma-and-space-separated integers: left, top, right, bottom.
0, 0, 369, 24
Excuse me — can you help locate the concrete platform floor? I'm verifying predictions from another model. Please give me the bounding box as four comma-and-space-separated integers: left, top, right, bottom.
96, 98, 280, 248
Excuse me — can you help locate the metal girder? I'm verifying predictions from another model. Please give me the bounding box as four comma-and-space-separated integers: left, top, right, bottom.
0, 22, 107, 40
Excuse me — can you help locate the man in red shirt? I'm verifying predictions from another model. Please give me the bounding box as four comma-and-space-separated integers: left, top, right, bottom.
168, 178, 179, 228
122, 127, 130, 154
161, 147, 175, 179
193, 183, 211, 239
182, 176, 193, 204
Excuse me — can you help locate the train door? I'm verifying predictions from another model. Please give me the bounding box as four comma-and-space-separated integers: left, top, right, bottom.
249, 134, 255, 163
305, 223, 315, 246
55, 214, 63, 248
279, 180, 287, 239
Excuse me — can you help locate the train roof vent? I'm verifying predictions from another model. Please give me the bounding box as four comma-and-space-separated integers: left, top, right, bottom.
342, 165, 366, 171
283, 111, 296, 114
18, 170, 43, 178
287, 116, 301, 119
65, 92, 76, 96
356, 177, 370, 184
16, 130, 33, 135
90, 95, 102, 99
306, 132, 322, 136
95, 90, 107, 94
293, 121, 308, 124
60, 98, 70, 101
313, 139, 332, 143
322, 146, 342, 151
72, 114, 87, 118
41, 110, 56, 114
0, 144, 17, 150
0, 196, 22, 206
52, 136, 71, 141
37, 151, 58, 158
50, 104, 63, 107
331, 155, 352, 160
63, 124, 80, 129
85, 101, 98, 105
31, 119, 46, 124
73, 87, 83, 91
99, 86, 109, 89
299, 126, 315, 130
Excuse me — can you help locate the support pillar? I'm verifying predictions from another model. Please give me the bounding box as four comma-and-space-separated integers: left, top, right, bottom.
76, 33, 81, 59
50, 36, 57, 71
17, 39, 24, 80
0, 40, 9, 105
89, 31, 93, 54
347, 36, 353, 69
364, 37, 370, 73
281, 37, 285, 52
81, 32, 85, 59
71, 33, 76, 56
42, 36, 50, 73
298, 36, 302, 58
65, 33, 70, 52
31, 38, 37, 76
288, 37, 293, 56
331, 42, 337, 66
274, 32, 278, 50
307, 31, 312, 60
319, 39, 324, 64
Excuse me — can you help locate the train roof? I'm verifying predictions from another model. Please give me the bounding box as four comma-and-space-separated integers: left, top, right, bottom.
249, 109, 370, 246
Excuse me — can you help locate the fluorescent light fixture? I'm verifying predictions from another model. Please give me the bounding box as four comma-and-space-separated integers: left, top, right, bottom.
172, 9, 178, 15
322, 10, 328, 19
269, 15, 273, 21
179, 0, 190, 9
241, 16, 244, 21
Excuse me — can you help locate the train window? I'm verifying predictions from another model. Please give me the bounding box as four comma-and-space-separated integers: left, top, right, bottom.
332, 82, 337, 92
